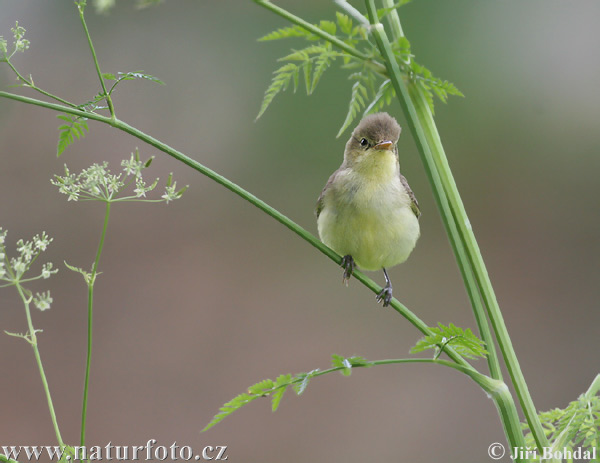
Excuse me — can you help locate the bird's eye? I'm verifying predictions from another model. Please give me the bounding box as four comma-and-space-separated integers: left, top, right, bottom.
360, 138, 369, 148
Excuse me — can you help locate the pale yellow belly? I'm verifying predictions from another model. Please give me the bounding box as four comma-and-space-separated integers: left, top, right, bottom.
318, 197, 420, 271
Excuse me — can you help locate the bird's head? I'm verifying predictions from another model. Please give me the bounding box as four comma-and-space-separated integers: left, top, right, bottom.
343, 112, 402, 168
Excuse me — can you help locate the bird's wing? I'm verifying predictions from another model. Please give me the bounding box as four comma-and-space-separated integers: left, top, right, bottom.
400, 173, 421, 218
315, 169, 340, 218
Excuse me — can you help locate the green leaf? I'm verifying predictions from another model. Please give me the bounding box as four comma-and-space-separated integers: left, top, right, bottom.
279, 45, 327, 62
336, 12, 353, 35
271, 374, 291, 411
303, 58, 312, 95
292, 369, 320, 395
64, 261, 92, 285
337, 79, 368, 137
116, 71, 164, 85
256, 62, 299, 120
410, 323, 488, 360
318, 20, 336, 36
201, 392, 258, 432
522, 377, 600, 458
258, 25, 309, 41
56, 114, 89, 157
309, 45, 333, 94
102, 72, 116, 80
247, 378, 274, 395
363, 78, 394, 116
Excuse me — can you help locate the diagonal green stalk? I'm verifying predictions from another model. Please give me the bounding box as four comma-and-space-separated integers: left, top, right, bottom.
0, 90, 470, 368
364, 0, 547, 453
80, 201, 111, 446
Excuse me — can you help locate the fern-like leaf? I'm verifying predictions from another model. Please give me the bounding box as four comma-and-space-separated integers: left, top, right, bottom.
258, 25, 309, 42
271, 374, 291, 411
201, 391, 258, 432
256, 62, 298, 120
337, 79, 368, 137
56, 114, 89, 157
363, 78, 395, 116
522, 378, 600, 461
292, 369, 320, 395
410, 323, 488, 360
309, 44, 333, 94
335, 12, 353, 35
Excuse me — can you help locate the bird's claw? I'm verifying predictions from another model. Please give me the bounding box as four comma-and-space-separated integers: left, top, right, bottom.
376, 286, 393, 307
340, 255, 355, 286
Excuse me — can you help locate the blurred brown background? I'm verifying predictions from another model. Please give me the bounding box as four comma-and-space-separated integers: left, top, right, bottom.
1, 1, 599, 462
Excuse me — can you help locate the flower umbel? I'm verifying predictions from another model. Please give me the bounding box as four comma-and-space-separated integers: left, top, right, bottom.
51, 150, 187, 204
0, 227, 58, 310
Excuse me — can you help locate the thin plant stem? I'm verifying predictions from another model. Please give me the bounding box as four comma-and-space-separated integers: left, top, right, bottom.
76, 2, 115, 119
15, 283, 65, 448
80, 201, 111, 446
5, 59, 79, 109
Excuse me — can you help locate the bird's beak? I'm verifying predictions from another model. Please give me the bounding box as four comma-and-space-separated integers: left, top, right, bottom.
373, 141, 394, 151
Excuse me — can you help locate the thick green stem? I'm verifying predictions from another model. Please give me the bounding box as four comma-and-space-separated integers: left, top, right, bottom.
15, 284, 64, 448
80, 201, 111, 446
377, 0, 502, 381
406, 85, 501, 381
364, 0, 540, 454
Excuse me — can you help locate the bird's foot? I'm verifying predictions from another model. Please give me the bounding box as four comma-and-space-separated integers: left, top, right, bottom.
376, 285, 393, 307
340, 255, 355, 286
376, 268, 393, 307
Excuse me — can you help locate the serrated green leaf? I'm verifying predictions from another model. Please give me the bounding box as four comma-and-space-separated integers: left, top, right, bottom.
258, 25, 308, 41
337, 79, 367, 137
364, 79, 394, 116
410, 322, 488, 360
102, 72, 116, 80
336, 12, 353, 35
271, 374, 291, 411
256, 62, 298, 120
201, 392, 257, 432
279, 45, 327, 62
292, 369, 319, 396
318, 20, 336, 36
303, 59, 312, 95
117, 71, 164, 85
246, 378, 274, 396
309, 48, 332, 95
56, 114, 89, 157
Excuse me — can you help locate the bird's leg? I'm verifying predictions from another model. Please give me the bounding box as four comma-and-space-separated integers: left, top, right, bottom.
376, 268, 393, 307
340, 255, 356, 286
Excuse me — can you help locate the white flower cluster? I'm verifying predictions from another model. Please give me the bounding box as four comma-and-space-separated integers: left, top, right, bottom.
51, 151, 186, 203
0, 228, 58, 311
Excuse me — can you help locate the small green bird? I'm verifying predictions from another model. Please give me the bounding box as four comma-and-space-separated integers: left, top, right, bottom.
316, 112, 421, 306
